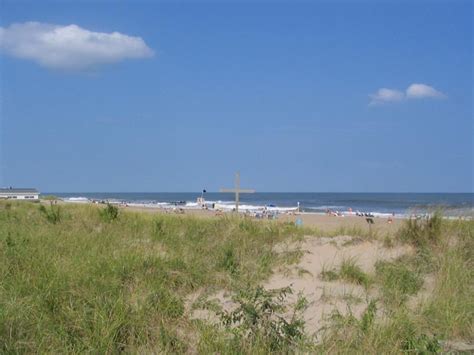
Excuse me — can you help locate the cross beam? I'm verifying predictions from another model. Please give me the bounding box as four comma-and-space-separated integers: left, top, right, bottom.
220, 172, 255, 212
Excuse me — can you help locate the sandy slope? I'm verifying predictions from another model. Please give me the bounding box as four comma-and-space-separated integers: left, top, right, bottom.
187, 235, 413, 335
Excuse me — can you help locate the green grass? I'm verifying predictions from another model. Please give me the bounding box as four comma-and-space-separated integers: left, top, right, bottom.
420, 222, 474, 339
0, 201, 306, 353
339, 258, 372, 288
320, 266, 340, 282
396, 212, 443, 247
375, 259, 423, 307
320, 258, 372, 289
318, 215, 474, 353
1, 202, 472, 353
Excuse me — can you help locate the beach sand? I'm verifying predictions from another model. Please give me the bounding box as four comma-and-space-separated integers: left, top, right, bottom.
123, 204, 402, 234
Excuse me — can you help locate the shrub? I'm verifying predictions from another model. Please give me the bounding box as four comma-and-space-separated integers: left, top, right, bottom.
220, 286, 307, 351
99, 203, 119, 222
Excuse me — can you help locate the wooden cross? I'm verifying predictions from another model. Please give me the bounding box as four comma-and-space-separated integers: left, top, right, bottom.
220, 172, 255, 212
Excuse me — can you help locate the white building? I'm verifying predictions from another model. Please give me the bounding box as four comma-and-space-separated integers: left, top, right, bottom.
0, 188, 40, 200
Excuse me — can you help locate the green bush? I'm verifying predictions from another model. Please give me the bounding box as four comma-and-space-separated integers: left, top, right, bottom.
99, 203, 119, 222
220, 286, 307, 352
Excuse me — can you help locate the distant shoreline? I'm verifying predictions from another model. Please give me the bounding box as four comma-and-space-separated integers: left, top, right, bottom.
49, 191, 473, 219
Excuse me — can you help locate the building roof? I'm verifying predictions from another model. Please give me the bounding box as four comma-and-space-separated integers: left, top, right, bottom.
0, 188, 39, 193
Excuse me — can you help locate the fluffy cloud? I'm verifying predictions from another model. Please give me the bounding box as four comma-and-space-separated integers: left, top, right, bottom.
369, 83, 445, 106
406, 83, 445, 99
369, 88, 405, 105
0, 22, 154, 70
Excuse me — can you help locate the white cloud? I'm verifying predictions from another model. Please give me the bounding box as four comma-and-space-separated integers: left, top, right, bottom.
369, 83, 446, 106
406, 83, 445, 99
0, 22, 154, 70
369, 88, 404, 105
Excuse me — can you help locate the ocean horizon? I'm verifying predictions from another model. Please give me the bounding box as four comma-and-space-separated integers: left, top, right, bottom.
49, 192, 474, 217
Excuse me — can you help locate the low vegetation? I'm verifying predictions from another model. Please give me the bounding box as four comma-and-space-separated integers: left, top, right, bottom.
321, 257, 372, 289
375, 258, 423, 307
38, 201, 62, 224
0, 201, 305, 353
0, 201, 472, 353
216, 286, 309, 353
317, 213, 473, 353
99, 202, 120, 222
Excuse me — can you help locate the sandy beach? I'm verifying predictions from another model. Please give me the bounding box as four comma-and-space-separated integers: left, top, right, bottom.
121, 204, 402, 234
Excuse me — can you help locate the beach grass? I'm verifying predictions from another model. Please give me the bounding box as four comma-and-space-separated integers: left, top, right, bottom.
1, 201, 472, 353
317, 214, 474, 353
0, 201, 307, 353
320, 258, 372, 289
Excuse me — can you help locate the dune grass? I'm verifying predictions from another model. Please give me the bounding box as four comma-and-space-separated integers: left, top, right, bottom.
320, 258, 372, 289
317, 214, 474, 353
1, 201, 472, 353
0, 201, 306, 353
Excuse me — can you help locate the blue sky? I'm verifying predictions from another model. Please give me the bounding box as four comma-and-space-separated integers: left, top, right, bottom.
0, 0, 472, 192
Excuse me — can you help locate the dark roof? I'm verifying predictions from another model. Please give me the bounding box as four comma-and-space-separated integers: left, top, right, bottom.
0, 188, 39, 193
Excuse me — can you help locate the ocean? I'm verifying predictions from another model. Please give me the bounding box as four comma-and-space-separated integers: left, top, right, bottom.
50, 192, 473, 217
